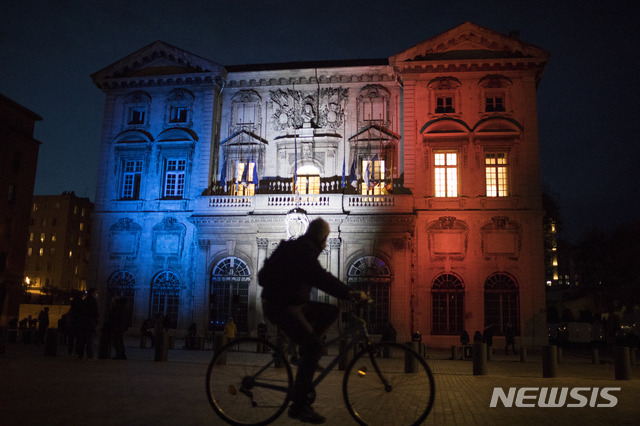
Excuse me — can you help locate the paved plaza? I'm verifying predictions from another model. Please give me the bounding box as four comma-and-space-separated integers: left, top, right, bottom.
1, 338, 639, 425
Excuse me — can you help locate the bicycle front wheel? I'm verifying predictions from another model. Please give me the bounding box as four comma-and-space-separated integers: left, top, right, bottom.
206, 337, 293, 426
343, 342, 435, 426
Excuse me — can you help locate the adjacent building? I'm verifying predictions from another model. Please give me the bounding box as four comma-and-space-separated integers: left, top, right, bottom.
0, 94, 41, 322
89, 22, 550, 347
23, 192, 94, 296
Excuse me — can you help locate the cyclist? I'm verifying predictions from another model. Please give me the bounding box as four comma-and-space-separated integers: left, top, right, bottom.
259, 218, 366, 424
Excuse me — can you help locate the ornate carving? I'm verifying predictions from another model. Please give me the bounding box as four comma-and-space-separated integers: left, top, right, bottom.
328, 238, 341, 250
256, 238, 269, 250
439, 216, 457, 229
269, 87, 348, 131
492, 216, 509, 229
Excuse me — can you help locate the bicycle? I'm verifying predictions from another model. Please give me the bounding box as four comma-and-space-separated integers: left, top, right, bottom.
205, 300, 435, 425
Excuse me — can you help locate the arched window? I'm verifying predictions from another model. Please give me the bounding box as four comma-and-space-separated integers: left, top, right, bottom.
431, 273, 464, 335
151, 271, 181, 329
107, 271, 136, 326
348, 256, 391, 334
210, 257, 251, 332
484, 273, 519, 335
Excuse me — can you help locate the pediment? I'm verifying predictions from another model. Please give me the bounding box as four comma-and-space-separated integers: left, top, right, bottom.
92, 41, 225, 85
390, 22, 549, 64
349, 125, 401, 144
221, 130, 269, 146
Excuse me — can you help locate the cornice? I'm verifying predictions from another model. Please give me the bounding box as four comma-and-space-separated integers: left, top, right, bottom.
225, 71, 396, 88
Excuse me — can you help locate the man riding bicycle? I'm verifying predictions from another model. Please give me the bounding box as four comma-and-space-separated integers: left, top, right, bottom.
259, 218, 366, 424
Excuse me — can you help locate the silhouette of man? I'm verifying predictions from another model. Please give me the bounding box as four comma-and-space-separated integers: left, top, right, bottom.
259, 218, 366, 424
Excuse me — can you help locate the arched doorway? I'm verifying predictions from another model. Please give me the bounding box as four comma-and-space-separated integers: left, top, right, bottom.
431, 273, 464, 335
347, 256, 391, 334
210, 257, 251, 332
151, 271, 181, 329
484, 273, 519, 335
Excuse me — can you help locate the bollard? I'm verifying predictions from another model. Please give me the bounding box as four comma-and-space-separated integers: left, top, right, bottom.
486, 345, 492, 362
614, 346, 631, 380
339, 338, 354, 371
557, 347, 563, 364
213, 333, 227, 365
154, 331, 169, 362
44, 328, 58, 356
542, 345, 558, 378
592, 347, 599, 364
451, 345, 459, 360
520, 347, 527, 362
405, 341, 420, 373
473, 342, 487, 375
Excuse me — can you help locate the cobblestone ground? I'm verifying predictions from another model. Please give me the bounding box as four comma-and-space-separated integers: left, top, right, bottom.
1, 340, 638, 425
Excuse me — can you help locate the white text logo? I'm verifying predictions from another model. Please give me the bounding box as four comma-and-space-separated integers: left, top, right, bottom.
490, 387, 620, 408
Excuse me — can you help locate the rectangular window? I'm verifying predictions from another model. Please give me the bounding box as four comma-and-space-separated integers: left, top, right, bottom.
485, 96, 505, 112
361, 159, 386, 195
436, 96, 455, 113
27, 247, 33, 256
40, 233, 45, 243
122, 160, 142, 199
485, 153, 509, 197
128, 107, 146, 125
170, 106, 188, 123
234, 104, 256, 125
362, 98, 385, 122
296, 175, 320, 195
434, 152, 458, 197
164, 159, 186, 198
234, 162, 257, 196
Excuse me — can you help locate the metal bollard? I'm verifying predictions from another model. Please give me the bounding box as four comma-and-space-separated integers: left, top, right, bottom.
451, 345, 459, 360
339, 338, 354, 371
542, 345, 558, 378
592, 347, 599, 364
154, 331, 169, 362
405, 341, 420, 373
614, 346, 631, 380
213, 334, 227, 365
473, 342, 487, 375
520, 347, 527, 362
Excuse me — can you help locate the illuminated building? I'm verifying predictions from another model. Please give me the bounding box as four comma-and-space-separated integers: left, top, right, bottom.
23, 192, 93, 296
0, 94, 41, 321
90, 22, 549, 347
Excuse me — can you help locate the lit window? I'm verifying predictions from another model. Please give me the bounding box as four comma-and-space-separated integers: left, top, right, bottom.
39, 248, 44, 257
485, 153, 509, 197
234, 162, 258, 196
164, 159, 186, 198
435, 96, 455, 113
51, 233, 56, 242
69, 250, 73, 258
361, 159, 386, 195
40, 233, 45, 243
122, 160, 142, 200
78, 237, 83, 246
294, 164, 318, 195
434, 152, 458, 197
29, 232, 34, 242
79, 223, 84, 231
27, 247, 33, 256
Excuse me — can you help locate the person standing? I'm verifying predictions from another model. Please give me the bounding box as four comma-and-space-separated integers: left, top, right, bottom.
259, 218, 366, 424
76, 288, 99, 359
224, 317, 236, 341
109, 297, 129, 360
37, 307, 50, 343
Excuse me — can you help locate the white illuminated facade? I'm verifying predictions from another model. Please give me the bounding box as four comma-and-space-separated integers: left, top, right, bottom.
90, 22, 549, 347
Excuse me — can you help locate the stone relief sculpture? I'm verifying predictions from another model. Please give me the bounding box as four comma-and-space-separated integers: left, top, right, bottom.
269, 87, 348, 131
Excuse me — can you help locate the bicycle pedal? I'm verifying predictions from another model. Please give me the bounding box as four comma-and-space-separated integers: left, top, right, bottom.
228, 385, 237, 395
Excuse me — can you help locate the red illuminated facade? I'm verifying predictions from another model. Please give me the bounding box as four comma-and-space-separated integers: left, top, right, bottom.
90, 23, 549, 347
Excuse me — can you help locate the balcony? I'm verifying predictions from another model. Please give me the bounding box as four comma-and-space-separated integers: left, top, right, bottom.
194, 193, 413, 215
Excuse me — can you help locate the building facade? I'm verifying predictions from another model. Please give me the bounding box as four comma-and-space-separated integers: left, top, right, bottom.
90, 22, 549, 347
23, 192, 94, 296
0, 94, 42, 322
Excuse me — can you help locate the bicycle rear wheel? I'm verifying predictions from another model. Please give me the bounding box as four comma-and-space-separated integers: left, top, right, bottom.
206, 337, 293, 426
343, 342, 435, 426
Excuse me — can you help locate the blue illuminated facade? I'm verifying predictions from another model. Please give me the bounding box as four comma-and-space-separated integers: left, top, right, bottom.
90, 23, 550, 348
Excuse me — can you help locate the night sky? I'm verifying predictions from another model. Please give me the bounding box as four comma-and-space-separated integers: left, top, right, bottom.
1, 0, 638, 243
